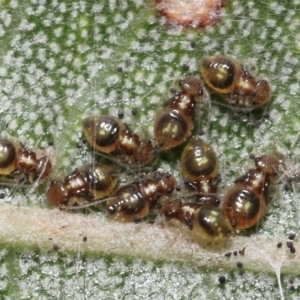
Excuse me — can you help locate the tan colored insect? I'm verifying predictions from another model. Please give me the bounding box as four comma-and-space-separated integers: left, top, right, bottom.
200, 55, 271, 111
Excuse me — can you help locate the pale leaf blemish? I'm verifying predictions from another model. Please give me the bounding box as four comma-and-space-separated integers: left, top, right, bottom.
0, 203, 299, 279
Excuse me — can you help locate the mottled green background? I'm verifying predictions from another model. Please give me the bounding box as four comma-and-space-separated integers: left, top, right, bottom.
0, 0, 300, 298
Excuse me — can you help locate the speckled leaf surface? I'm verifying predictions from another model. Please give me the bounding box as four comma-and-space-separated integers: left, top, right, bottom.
0, 0, 300, 299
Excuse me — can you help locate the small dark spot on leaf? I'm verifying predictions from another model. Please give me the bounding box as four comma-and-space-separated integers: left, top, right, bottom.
239, 247, 246, 255
53, 244, 59, 251
288, 277, 294, 284
134, 216, 141, 223
182, 64, 189, 70
198, 129, 205, 136
288, 233, 296, 240
289, 285, 296, 292
218, 276, 226, 284
118, 110, 124, 118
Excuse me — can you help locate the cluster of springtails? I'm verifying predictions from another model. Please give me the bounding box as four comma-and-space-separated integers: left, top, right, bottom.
0, 55, 278, 243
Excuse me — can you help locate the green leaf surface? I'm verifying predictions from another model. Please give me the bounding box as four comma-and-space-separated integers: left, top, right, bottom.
0, 0, 300, 298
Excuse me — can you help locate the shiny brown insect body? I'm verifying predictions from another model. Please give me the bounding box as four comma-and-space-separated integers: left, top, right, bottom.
181, 136, 220, 197
222, 154, 279, 230
0, 137, 52, 182
83, 115, 155, 166
161, 199, 232, 242
200, 55, 271, 111
154, 77, 203, 151
106, 172, 176, 222
46, 163, 118, 207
